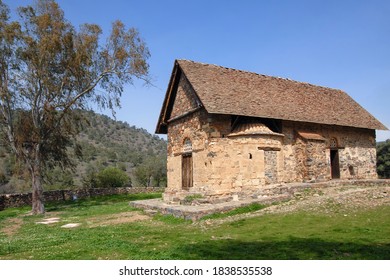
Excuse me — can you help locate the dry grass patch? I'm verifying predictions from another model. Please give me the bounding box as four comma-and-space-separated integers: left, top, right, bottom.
87, 211, 151, 227
1, 218, 23, 237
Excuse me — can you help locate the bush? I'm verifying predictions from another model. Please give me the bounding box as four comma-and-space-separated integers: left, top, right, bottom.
0, 171, 8, 184
97, 167, 130, 188
44, 167, 74, 190
377, 139, 390, 178
133, 156, 166, 187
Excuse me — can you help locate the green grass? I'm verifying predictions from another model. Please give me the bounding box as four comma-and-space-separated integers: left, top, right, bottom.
0, 193, 389, 260
153, 213, 192, 225
201, 203, 267, 220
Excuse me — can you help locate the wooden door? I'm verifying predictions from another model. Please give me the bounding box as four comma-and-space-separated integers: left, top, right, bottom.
182, 154, 193, 190
330, 150, 340, 179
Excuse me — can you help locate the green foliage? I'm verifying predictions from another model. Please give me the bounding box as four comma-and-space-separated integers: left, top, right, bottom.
44, 167, 75, 190
0, 0, 151, 213
96, 167, 130, 188
133, 156, 166, 187
0, 171, 8, 184
153, 213, 191, 225
0, 110, 167, 193
81, 163, 100, 188
45, 192, 163, 212
377, 139, 390, 178
133, 163, 152, 187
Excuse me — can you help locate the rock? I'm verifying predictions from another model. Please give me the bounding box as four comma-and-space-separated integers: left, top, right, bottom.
61, 223, 80, 228
36, 217, 60, 225
144, 210, 158, 215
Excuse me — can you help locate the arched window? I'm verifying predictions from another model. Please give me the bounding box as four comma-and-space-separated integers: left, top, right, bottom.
329, 137, 338, 149
183, 138, 192, 154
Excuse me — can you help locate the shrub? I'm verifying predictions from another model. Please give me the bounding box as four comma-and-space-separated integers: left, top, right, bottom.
97, 167, 130, 188
44, 167, 74, 190
133, 156, 166, 187
0, 171, 8, 184
377, 139, 390, 178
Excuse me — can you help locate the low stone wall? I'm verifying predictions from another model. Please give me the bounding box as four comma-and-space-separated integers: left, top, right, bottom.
0, 187, 164, 211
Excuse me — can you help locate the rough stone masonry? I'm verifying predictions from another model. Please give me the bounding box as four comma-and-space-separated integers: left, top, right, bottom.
155, 60, 387, 204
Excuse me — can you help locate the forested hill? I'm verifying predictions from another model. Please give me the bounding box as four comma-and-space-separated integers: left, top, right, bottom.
78, 111, 166, 166
0, 111, 167, 194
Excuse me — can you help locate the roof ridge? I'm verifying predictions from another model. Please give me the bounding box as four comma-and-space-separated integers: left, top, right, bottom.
157, 59, 387, 132
177, 59, 343, 93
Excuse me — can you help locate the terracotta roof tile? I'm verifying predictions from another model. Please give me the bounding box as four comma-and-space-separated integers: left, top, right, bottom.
228, 122, 283, 137
297, 131, 326, 141
176, 60, 387, 130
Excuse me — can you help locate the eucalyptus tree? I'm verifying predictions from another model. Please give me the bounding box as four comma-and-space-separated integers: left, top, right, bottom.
0, 0, 150, 214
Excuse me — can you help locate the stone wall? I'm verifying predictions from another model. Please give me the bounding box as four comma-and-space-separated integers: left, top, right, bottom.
264, 150, 278, 184
0, 187, 164, 211
164, 83, 379, 203
165, 109, 208, 202
165, 110, 285, 202
282, 121, 377, 182
170, 74, 199, 119
292, 136, 328, 182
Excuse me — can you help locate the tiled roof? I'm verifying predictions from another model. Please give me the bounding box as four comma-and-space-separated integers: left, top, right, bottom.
228, 122, 283, 137
176, 60, 387, 130
297, 131, 326, 141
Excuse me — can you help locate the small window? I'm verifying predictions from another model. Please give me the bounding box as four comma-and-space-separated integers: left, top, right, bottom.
330, 137, 338, 149
183, 138, 192, 153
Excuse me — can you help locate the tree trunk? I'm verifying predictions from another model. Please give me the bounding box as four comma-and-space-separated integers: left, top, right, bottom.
31, 167, 45, 214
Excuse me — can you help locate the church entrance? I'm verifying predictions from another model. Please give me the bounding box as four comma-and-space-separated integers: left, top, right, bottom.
182, 154, 193, 190
330, 149, 340, 179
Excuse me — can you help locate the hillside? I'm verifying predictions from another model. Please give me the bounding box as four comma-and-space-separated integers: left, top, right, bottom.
0, 111, 167, 194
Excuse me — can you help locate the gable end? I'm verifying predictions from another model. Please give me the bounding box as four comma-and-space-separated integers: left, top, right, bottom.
156, 60, 203, 134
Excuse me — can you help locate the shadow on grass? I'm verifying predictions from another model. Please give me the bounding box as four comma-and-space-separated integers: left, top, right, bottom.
176, 237, 390, 260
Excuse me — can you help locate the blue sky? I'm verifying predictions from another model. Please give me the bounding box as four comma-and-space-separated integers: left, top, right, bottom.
8, 0, 390, 141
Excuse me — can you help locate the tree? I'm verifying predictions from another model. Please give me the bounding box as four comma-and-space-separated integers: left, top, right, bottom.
133, 161, 153, 187
81, 163, 100, 188
44, 166, 74, 190
96, 166, 129, 188
134, 156, 166, 187
377, 139, 390, 178
0, 0, 150, 214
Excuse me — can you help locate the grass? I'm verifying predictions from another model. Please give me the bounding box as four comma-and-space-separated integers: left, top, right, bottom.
182, 194, 203, 204
0, 193, 389, 260
201, 203, 267, 220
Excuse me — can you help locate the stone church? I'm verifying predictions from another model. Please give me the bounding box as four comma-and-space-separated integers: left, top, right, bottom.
156, 60, 387, 203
